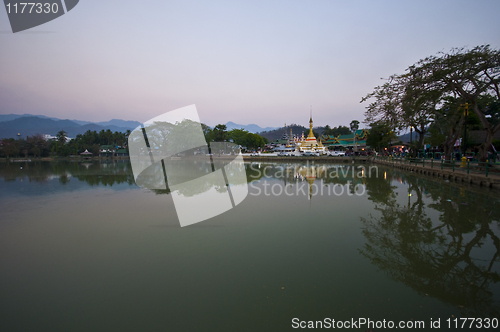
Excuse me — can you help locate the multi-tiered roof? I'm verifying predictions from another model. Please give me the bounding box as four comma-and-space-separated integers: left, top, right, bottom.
319, 129, 369, 148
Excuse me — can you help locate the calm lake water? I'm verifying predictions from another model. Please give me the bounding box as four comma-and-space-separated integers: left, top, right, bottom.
1, 160, 499, 331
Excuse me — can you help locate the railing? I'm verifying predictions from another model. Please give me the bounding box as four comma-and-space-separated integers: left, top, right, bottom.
375, 156, 497, 178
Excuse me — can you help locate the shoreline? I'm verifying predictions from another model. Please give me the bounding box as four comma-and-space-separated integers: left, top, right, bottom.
0, 156, 130, 162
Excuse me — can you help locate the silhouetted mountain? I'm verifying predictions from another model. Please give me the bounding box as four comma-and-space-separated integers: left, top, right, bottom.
225, 121, 277, 133
96, 119, 141, 129
70, 120, 94, 126
258, 124, 311, 141
0, 113, 61, 122
0, 114, 140, 130
0, 114, 282, 139
0, 113, 143, 139
0, 117, 79, 138
398, 132, 423, 143
0, 117, 133, 139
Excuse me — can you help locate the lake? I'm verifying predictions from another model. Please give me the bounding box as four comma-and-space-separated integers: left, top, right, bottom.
1, 160, 499, 331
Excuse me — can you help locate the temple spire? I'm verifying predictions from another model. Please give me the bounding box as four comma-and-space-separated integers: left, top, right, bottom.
308, 106, 314, 138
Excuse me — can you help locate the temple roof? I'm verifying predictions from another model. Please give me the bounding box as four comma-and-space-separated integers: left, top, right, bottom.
319, 129, 369, 147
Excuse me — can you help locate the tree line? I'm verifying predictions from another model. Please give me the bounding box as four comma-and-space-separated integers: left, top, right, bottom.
0, 123, 269, 158
361, 45, 500, 161
202, 124, 268, 150
0, 129, 130, 158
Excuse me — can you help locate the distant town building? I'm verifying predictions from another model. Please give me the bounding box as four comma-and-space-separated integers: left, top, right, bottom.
115, 148, 129, 157
100, 145, 116, 157
42, 134, 72, 143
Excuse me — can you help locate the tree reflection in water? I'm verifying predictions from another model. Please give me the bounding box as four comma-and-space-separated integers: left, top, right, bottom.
361, 170, 500, 317
0, 160, 135, 186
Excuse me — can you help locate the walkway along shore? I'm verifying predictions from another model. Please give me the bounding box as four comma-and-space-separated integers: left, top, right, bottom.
242, 155, 500, 189
241, 155, 371, 163
372, 157, 500, 189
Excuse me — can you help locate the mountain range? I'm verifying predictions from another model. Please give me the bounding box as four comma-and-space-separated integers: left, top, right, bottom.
0, 114, 277, 139
225, 121, 277, 133
0, 114, 142, 139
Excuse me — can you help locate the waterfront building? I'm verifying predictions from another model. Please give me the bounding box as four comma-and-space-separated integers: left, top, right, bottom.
320, 129, 369, 150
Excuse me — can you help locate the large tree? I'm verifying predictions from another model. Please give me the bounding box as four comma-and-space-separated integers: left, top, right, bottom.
366, 122, 397, 153
227, 128, 267, 150
427, 96, 466, 160
407, 45, 500, 161
362, 46, 500, 161
56, 130, 67, 145
362, 72, 437, 157
349, 120, 360, 133
212, 124, 228, 142
361, 75, 403, 133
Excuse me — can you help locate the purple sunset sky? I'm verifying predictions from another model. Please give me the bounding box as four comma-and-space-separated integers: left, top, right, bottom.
1, 0, 499, 128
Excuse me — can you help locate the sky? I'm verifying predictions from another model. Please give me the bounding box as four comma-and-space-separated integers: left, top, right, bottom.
1, 0, 500, 128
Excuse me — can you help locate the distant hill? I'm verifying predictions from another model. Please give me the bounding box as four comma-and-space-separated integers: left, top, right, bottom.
398, 132, 423, 143
0, 117, 80, 138
0, 114, 141, 130
225, 121, 277, 133
258, 124, 312, 142
96, 119, 141, 129
0, 116, 137, 139
0, 113, 277, 139
0, 113, 61, 122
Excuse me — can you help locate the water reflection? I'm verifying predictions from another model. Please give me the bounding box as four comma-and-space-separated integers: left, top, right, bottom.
247, 162, 372, 199
1, 160, 500, 323
0, 160, 135, 188
145, 159, 249, 196
361, 170, 500, 317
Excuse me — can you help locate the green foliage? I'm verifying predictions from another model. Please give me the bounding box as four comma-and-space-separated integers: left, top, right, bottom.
0, 138, 21, 157
482, 96, 500, 128
492, 139, 500, 151
0, 129, 132, 158
56, 130, 67, 145
212, 124, 227, 142
366, 123, 397, 151
362, 45, 500, 161
227, 128, 267, 149
350, 120, 360, 132
408, 45, 500, 161
201, 123, 213, 143
323, 125, 351, 136
26, 135, 49, 157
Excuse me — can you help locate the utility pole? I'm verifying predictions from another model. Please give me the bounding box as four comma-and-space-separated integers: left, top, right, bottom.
462, 103, 469, 157
350, 120, 359, 155
410, 126, 413, 156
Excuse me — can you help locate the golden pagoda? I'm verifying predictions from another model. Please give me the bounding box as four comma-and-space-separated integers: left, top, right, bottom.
297, 112, 326, 154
